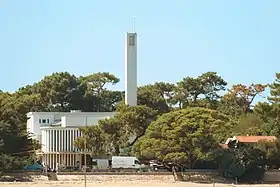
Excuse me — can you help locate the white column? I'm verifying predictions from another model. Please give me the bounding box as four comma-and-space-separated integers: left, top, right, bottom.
47, 130, 49, 152
49, 130, 52, 152
61, 130, 63, 152
67, 130, 70, 151
60, 130, 62, 152
53, 130, 55, 152
46, 130, 49, 152
56, 130, 59, 152
61, 130, 64, 151
69, 129, 73, 152
52, 130, 54, 152
125, 32, 138, 106
63, 130, 66, 152
49, 130, 51, 152
45, 131, 47, 152
58, 129, 61, 152
67, 130, 69, 152
60, 129, 63, 152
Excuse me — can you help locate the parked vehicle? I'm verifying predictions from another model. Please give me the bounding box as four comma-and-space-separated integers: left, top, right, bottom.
149, 160, 167, 171
23, 163, 42, 171
92, 159, 111, 171
111, 156, 145, 171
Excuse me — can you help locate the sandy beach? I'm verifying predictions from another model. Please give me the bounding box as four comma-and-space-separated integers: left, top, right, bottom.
0, 175, 279, 187
0, 182, 279, 187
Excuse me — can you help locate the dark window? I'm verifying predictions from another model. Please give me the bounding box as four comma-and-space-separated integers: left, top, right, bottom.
129, 35, 135, 46
42, 119, 46, 123
47, 119, 49, 123
134, 160, 141, 165
39, 119, 41, 123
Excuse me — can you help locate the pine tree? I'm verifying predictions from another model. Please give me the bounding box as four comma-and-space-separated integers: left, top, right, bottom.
269, 73, 280, 103
0, 117, 39, 175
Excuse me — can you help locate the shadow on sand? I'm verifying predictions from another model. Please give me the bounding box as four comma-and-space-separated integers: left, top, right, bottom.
173, 172, 236, 184
0, 171, 58, 182
0, 173, 34, 182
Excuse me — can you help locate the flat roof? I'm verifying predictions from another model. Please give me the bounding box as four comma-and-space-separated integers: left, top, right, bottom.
27, 111, 116, 116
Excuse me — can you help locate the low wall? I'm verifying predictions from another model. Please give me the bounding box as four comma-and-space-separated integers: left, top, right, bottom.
15, 171, 172, 175
264, 172, 280, 182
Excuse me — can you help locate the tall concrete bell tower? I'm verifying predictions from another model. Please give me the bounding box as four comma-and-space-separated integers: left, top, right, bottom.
124, 32, 137, 106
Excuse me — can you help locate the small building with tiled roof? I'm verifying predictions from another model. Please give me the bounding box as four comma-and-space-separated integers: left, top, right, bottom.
223, 136, 277, 148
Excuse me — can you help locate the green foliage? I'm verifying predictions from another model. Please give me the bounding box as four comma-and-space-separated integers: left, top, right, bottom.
0, 119, 39, 175
216, 145, 265, 183
137, 82, 173, 114
2, 70, 280, 183
74, 125, 109, 156
254, 140, 280, 169
269, 73, 280, 103
172, 72, 227, 109
218, 84, 266, 116
132, 107, 230, 168
233, 113, 263, 136
74, 104, 157, 156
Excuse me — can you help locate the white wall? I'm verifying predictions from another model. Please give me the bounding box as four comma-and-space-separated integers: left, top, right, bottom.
26, 117, 32, 134
27, 114, 53, 136
125, 32, 137, 106
27, 111, 116, 153
27, 112, 116, 137
61, 114, 115, 127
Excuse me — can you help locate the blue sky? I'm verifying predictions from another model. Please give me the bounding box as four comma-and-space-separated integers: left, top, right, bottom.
0, 1, 279, 98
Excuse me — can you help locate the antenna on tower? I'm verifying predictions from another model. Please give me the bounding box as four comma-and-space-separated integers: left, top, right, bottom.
132, 16, 136, 33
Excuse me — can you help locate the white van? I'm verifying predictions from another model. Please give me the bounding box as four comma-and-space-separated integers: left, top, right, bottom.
111, 156, 144, 170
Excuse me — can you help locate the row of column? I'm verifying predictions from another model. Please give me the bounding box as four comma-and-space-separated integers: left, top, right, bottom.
44, 153, 82, 169
42, 129, 82, 152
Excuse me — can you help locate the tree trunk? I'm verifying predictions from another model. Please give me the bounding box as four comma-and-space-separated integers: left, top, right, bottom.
128, 134, 144, 147
115, 145, 120, 156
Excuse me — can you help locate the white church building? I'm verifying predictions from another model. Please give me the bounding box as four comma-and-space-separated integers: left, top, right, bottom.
26, 32, 138, 169
27, 110, 116, 169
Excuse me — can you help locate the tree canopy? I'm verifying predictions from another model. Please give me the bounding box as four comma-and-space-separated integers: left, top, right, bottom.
132, 108, 231, 168
1, 70, 280, 182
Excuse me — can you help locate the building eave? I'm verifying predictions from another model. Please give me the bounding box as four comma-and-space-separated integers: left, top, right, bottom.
40, 126, 82, 130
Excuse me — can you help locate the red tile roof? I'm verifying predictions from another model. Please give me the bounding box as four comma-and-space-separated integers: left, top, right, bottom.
235, 136, 277, 143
